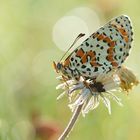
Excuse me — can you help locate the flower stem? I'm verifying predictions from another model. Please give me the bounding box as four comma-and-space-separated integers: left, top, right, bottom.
58, 103, 84, 140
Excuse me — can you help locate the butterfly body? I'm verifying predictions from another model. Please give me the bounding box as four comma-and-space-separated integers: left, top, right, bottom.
54, 15, 133, 80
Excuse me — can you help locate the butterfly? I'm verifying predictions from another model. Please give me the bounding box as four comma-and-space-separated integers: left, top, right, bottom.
53, 15, 133, 81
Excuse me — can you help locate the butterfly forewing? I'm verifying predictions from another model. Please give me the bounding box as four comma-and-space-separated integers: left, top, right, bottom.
63, 15, 133, 79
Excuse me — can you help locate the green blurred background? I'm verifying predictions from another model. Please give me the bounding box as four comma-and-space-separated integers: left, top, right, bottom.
0, 0, 140, 140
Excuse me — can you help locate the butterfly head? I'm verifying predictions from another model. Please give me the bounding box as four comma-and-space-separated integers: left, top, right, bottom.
53, 61, 63, 73
53, 61, 71, 78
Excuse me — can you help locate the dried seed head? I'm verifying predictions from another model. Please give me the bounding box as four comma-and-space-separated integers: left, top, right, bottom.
117, 67, 139, 92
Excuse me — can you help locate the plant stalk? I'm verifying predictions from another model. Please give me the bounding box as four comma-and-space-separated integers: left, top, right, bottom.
58, 103, 83, 140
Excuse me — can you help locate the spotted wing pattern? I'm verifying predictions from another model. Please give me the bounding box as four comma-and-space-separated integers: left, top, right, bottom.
63, 15, 133, 79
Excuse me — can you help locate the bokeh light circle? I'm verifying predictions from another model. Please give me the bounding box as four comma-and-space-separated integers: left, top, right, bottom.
67, 7, 100, 34
52, 7, 100, 52
52, 16, 89, 52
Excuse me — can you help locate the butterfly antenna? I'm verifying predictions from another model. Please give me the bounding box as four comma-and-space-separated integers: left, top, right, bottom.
60, 33, 85, 62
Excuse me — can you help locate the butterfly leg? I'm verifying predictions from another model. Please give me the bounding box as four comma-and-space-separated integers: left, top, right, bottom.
62, 75, 70, 88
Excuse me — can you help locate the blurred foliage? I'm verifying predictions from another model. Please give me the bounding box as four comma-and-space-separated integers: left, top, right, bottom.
0, 0, 140, 140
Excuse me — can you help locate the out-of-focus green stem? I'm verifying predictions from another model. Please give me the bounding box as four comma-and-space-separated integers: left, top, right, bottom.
58, 104, 83, 140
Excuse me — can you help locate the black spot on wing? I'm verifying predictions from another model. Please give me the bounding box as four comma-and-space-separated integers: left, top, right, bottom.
94, 67, 98, 72
81, 65, 86, 69
85, 42, 89, 47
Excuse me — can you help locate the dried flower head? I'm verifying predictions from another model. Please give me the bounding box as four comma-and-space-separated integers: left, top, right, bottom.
56, 67, 138, 140
56, 67, 138, 116
117, 66, 139, 92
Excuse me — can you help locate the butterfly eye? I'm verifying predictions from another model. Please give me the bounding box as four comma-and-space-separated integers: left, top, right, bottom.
57, 63, 62, 70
